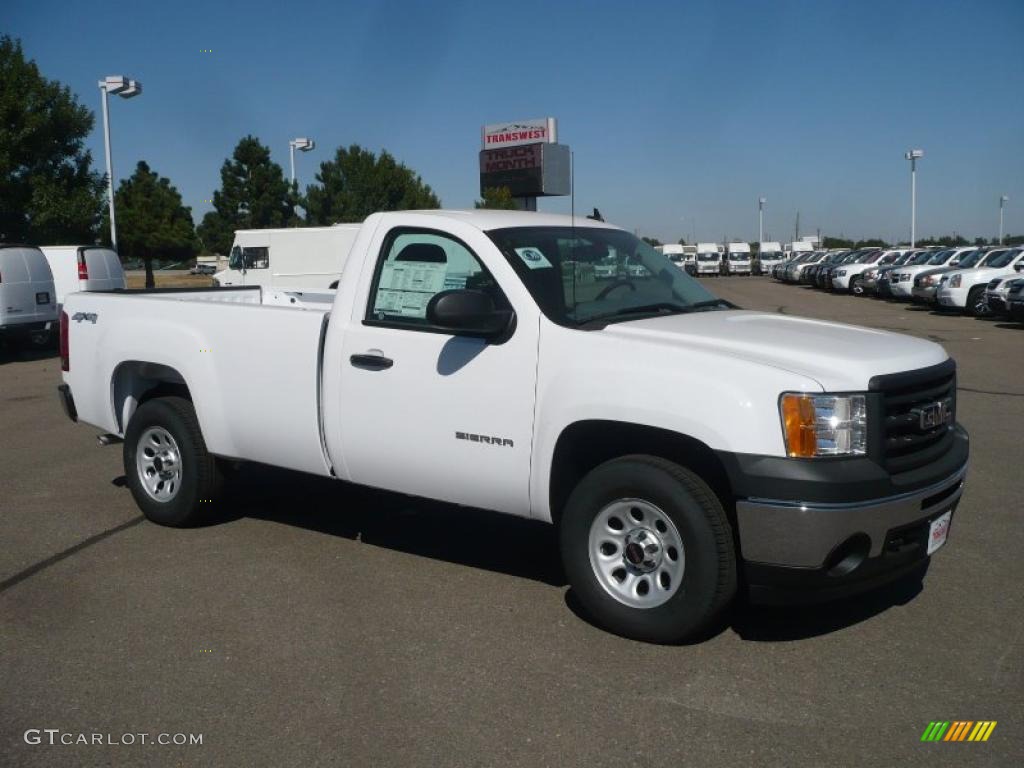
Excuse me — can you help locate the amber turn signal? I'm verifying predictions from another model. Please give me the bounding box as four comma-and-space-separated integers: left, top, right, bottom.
781, 394, 817, 457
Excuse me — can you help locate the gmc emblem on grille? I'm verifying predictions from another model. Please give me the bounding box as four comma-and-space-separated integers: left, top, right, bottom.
914, 399, 953, 431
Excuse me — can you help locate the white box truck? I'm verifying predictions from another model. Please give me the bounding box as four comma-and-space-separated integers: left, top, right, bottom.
695, 243, 722, 276
756, 242, 784, 276
214, 225, 361, 290
725, 242, 752, 275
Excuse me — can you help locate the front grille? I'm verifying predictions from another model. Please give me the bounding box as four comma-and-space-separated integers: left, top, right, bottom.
870, 360, 957, 475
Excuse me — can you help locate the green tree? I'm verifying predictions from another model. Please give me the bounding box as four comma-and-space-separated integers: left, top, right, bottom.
641, 236, 662, 247
197, 136, 299, 254
305, 144, 440, 224
854, 238, 888, 248
822, 236, 854, 249
107, 161, 197, 288
475, 186, 518, 210
0, 36, 105, 243
676, 238, 688, 246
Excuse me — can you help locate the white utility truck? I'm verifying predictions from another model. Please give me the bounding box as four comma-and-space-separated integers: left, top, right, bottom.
756, 242, 783, 276
725, 242, 752, 275
58, 210, 969, 643
214, 225, 361, 290
695, 243, 722, 276
40, 245, 126, 309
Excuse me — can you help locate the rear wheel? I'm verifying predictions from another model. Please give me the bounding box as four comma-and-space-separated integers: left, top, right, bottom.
560, 455, 737, 643
124, 396, 223, 526
850, 276, 865, 295
966, 285, 988, 317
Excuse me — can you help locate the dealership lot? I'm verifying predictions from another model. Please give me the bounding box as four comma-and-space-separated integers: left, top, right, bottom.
1, 278, 1021, 767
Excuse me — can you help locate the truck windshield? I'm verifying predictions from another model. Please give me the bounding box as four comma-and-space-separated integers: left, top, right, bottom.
697, 253, 719, 261
729, 253, 748, 260
488, 226, 728, 327
982, 249, 1020, 269
761, 252, 782, 260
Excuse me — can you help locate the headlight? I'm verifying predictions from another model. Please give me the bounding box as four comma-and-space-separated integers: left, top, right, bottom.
864, 269, 877, 279
950, 274, 962, 288
780, 393, 867, 458
836, 269, 847, 277
920, 275, 935, 286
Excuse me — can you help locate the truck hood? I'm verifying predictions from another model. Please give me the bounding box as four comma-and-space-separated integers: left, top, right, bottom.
603, 310, 947, 391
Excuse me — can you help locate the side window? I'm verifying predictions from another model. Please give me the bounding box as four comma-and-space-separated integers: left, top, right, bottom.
242, 247, 269, 269
242, 249, 270, 270
366, 229, 506, 327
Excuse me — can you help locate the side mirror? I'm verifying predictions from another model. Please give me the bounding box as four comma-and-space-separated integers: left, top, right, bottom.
426, 289, 513, 339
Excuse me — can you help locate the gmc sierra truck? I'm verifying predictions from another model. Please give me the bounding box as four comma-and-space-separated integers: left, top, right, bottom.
57, 210, 969, 643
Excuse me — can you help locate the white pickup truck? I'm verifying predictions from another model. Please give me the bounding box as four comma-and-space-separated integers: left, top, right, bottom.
57, 210, 969, 643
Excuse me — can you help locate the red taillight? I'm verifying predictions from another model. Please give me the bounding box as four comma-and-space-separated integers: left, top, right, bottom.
77, 251, 89, 280
60, 311, 70, 371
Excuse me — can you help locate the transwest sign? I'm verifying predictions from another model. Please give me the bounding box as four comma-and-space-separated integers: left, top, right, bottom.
481, 118, 557, 150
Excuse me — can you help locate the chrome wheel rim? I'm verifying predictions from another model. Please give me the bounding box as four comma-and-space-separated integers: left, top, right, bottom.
136, 426, 183, 502
588, 499, 685, 609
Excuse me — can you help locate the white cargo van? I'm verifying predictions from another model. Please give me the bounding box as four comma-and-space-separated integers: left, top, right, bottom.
214, 225, 361, 290
0, 245, 58, 345
695, 243, 722, 276
756, 242, 783, 275
40, 246, 126, 309
725, 242, 752, 275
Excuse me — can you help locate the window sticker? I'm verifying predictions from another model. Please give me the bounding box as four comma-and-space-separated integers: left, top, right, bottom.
514, 246, 553, 270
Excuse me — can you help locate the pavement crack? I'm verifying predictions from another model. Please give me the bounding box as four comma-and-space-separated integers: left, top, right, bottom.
958, 386, 1024, 398
0, 516, 145, 594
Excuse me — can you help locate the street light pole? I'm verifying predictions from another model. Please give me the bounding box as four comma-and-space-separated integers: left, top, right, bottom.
99, 85, 116, 250
758, 197, 766, 243
97, 76, 142, 251
999, 195, 1009, 245
289, 138, 316, 184
905, 149, 923, 246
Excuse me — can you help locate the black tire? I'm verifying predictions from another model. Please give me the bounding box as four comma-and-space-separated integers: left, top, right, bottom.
560, 455, 737, 643
123, 396, 223, 527
965, 286, 988, 317
850, 276, 864, 295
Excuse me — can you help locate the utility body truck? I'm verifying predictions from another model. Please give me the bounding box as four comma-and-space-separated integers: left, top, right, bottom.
58, 210, 969, 643
214, 225, 361, 290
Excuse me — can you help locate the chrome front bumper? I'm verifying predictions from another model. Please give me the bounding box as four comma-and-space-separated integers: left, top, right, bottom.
735, 463, 967, 568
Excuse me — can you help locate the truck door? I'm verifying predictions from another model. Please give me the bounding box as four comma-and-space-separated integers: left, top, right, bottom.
335, 226, 538, 517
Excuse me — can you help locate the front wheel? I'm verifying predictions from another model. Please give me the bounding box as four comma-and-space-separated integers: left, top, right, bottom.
850, 276, 865, 295
560, 455, 737, 643
966, 286, 988, 317
124, 396, 224, 527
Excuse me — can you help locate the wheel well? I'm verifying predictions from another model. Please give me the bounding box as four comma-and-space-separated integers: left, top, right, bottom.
112, 361, 192, 433
548, 421, 733, 526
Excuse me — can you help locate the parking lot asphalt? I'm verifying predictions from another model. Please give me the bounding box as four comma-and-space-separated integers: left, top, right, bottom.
1, 278, 1021, 767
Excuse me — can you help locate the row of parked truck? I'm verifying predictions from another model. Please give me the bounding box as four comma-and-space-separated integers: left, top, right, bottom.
656, 241, 809, 277
771, 244, 1024, 320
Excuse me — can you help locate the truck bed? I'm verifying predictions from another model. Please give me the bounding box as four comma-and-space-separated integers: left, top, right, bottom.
63, 286, 334, 477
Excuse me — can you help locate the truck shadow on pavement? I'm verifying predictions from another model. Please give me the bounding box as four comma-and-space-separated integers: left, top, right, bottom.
138, 462, 931, 644
0, 344, 58, 366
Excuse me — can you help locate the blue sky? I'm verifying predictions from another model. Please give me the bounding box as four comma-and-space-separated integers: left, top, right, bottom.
7, 0, 1024, 243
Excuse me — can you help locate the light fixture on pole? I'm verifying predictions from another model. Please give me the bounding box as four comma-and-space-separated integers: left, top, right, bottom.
98, 76, 142, 251
758, 197, 766, 244
999, 195, 1009, 245
905, 149, 924, 247
289, 138, 316, 184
